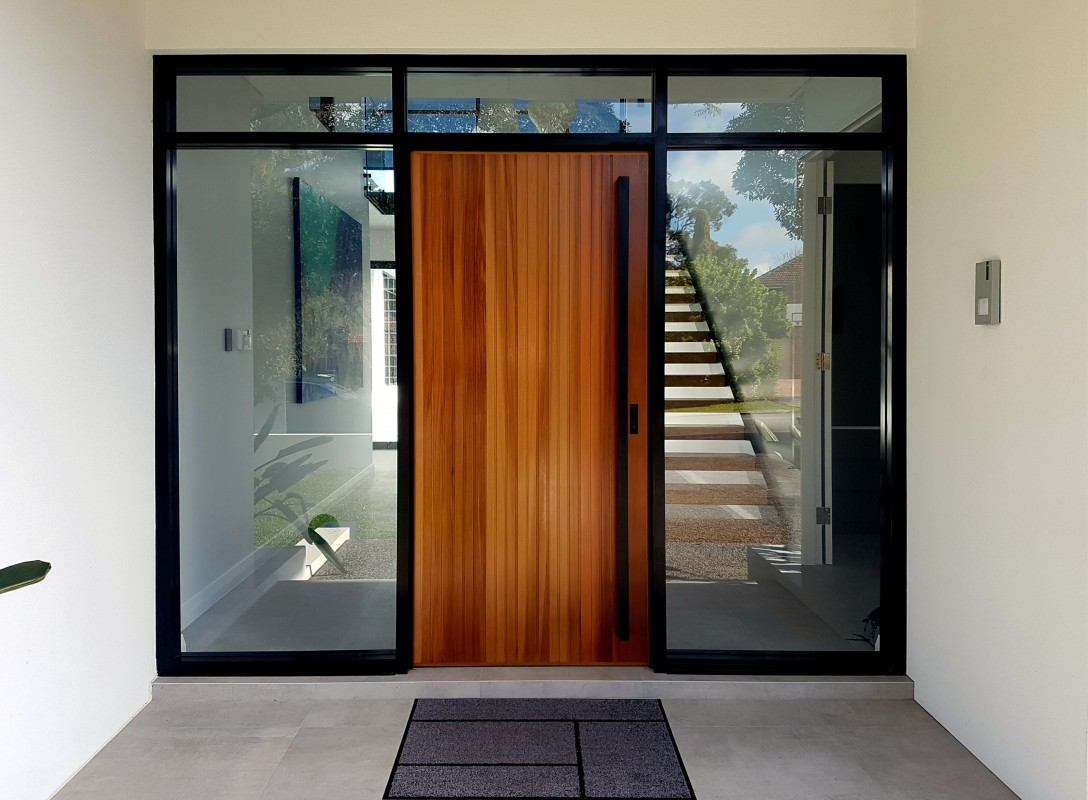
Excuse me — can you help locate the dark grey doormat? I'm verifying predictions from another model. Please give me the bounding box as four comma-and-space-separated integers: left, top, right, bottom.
384, 699, 695, 800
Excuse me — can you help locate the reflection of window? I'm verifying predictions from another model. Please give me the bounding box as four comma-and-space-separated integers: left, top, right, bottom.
383, 271, 397, 385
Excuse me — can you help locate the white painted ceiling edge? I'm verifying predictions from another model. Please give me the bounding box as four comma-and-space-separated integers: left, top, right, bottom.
144, 0, 918, 52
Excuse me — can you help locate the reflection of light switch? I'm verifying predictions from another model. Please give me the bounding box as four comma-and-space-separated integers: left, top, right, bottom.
239, 329, 252, 351
975, 259, 1001, 325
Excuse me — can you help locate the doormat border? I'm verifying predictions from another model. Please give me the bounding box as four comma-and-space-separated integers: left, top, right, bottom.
383, 698, 696, 800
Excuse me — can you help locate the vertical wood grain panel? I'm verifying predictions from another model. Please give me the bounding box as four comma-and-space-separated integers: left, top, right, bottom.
413, 151, 650, 665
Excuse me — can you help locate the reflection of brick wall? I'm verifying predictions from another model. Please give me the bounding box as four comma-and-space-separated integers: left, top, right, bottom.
758, 256, 804, 399
773, 326, 803, 401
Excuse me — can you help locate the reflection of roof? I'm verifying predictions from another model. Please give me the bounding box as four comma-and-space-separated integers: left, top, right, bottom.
758, 255, 803, 291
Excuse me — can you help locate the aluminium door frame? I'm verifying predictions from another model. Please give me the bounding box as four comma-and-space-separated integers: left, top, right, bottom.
154, 54, 906, 677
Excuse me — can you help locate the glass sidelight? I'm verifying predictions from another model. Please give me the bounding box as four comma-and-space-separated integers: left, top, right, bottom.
174, 147, 398, 654
663, 148, 884, 653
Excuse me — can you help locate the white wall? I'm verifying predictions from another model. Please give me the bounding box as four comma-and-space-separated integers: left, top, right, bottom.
0, 1, 154, 798
907, 2, 1088, 799
145, 0, 916, 52
176, 149, 257, 626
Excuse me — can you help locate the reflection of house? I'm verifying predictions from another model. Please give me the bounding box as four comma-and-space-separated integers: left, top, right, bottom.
758, 255, 803, 401
758, 254, 803, 302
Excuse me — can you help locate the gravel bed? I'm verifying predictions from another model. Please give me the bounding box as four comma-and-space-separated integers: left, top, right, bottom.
666, 542, 749, 581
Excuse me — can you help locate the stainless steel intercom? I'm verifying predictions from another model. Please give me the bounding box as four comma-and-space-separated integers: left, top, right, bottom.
975, 259, 1001, 325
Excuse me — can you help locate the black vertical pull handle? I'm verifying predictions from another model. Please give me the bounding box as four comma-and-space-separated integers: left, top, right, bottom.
615, 176, 630, 642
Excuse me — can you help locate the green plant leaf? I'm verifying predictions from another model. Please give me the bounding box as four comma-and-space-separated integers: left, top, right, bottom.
0, 560, 51, 595
309, 530, 347, 574
307, 514, 346, 573
308, 513, 339, 530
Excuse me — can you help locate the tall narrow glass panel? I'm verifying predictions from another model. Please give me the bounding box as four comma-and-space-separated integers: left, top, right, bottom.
664, 149, 883, 652
176, 148, 397, 653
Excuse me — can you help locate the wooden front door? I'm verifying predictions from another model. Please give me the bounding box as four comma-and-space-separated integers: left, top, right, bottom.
412, 151, 649, 665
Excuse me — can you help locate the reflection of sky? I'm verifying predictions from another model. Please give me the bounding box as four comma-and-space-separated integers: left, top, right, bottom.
666, 102, 744, 133
668, 150, 799, 275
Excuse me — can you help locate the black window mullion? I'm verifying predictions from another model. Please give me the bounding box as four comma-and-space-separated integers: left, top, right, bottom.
666, 132, 889, 151
391, 61, 413, 673
392, 64, 408, 138
648, 66, 669, 672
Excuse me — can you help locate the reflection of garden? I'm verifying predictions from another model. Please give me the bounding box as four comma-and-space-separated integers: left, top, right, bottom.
253, 450, 398, 581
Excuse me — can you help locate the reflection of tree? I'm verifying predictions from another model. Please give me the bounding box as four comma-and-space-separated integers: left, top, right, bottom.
412, 98, 628, 134
251, 97, 391, 133
298, 277, 368, 389
666, 176, 736, 263
254, 317, 295, 400
477, 99, 520, 133
249, 149, 369, 400
527, 101, 577, 133
689, 252, 790, 399
727, 101, 804, 239
667, 175, 790, 400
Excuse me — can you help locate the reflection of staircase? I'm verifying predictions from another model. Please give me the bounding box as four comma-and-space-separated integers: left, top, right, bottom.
664, 267, 787, 579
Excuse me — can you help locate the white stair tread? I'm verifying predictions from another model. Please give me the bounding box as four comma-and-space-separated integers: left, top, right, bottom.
665, 303, 702, 313
664, 411, 743, 427
665, 321, 709, 333
665, 286, 695, 294
666, 469, 767, 487
665, 341, 716, 353
665, 363, 725, 376
665, 386, 734, 400
665, 439, 755, 455
665, 269, 690, 278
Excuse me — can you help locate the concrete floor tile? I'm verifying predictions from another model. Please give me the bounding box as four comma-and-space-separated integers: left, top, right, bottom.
810, 699, 942, 727
258, 725, 405, 800
672, 725, 881, 800
55, 727, 293, 800
300, 699, 413, 728
127, 698, 311, 732
663, 699, 828, 727
831, 725, 1021, 799
56, 695, 1020, 800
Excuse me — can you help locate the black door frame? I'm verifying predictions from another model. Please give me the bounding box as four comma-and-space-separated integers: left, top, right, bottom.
154, 54, 906, 676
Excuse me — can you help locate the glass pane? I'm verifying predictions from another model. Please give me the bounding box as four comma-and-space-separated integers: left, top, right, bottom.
664, 149, 883, 652
177, 74, 393, 132
668, 76, 882, 133
176, 147, 397, 653
407, 71, 651, 133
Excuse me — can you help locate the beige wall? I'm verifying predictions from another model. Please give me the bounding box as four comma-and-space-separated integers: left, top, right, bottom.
907, 1, 1088, 799
145, 0, 916, 52
0, 1, 154, 798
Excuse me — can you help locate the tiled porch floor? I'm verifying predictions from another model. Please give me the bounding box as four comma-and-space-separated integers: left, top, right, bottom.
55, 691, 1019, 799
